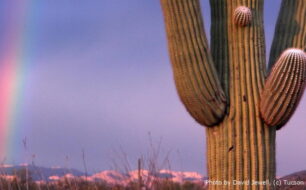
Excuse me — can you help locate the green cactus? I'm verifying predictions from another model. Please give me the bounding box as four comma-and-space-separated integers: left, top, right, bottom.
160, 0, 306, 190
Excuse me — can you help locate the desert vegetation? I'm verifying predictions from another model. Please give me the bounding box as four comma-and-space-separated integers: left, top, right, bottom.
0, 167, 207, 190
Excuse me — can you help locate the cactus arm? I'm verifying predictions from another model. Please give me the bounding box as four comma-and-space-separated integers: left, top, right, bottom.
268, 0, 306, 72
262, 0, 306, 129
160, 0, 227, 127
261, 49, 306, 129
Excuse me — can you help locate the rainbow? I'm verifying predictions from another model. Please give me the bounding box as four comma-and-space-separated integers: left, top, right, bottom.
0, 1, 32, 162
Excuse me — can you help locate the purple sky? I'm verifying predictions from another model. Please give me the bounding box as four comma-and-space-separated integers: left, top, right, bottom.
2, 0, 305, 176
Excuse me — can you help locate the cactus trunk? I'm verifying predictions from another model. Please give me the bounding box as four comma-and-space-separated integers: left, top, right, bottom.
160, 0, 306, 190
208, 1, 276, 189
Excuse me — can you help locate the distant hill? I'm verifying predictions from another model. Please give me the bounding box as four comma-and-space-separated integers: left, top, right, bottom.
276, 170, 306, 190
0, 164, 86, 181
91, 169, 206, 185
1, 165, 305, 189
0, 164, 205, 185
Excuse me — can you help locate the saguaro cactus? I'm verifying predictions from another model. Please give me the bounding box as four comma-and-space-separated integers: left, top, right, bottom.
160, 0, 306, 190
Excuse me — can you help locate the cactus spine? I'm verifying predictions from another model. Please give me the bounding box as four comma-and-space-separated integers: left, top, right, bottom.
160, 0, 306, 190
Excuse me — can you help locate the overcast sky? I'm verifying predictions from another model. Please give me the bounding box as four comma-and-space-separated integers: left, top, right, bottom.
0, 0, 305, 176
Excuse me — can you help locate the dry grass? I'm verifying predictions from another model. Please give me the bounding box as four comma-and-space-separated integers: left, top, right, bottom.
0, 135, 207, 190
0, 174, 206, 190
